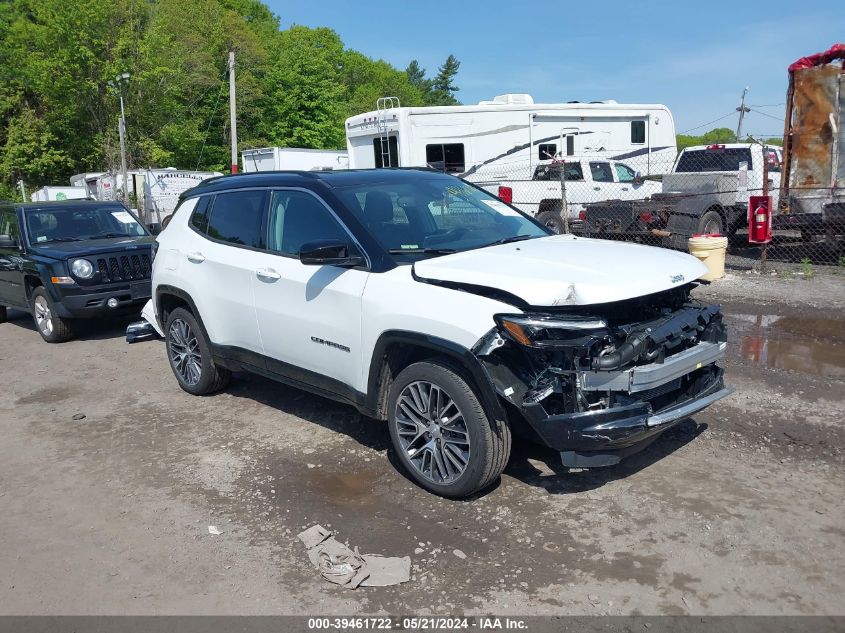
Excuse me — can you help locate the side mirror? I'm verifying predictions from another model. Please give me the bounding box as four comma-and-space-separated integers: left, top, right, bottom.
0, 234, 17, 248
633, 172, 644, 185
147, 223, 162, 236
299, 239, 365, 267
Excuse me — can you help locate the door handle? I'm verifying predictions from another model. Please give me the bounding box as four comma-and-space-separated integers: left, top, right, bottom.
256, 268, 281, 281
187, 252, 205, 263
593, 186, 601, 191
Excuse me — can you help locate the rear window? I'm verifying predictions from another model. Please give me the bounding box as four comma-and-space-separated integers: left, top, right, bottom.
533, 162, 584, 181
675, 148, 753, 172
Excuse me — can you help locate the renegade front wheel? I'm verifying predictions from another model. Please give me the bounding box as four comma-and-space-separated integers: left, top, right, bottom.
387, 361, 511, 498
165, 307, 230, 395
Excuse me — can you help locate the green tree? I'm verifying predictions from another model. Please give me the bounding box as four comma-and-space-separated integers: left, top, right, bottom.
258, 26, 347, 149
676, 127, 737, 151
430, 54, 461, 105
0, 0, 438, 191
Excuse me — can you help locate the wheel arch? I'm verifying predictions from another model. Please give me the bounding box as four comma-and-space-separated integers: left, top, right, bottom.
365, 330, 506, 425
538, 198, 563, 214
155, 285, 211, 341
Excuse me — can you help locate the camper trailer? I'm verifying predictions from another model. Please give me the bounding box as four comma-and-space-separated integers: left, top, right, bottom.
241, 147, 348, 172
345, 95, 676, 224
345, 95, 676, 178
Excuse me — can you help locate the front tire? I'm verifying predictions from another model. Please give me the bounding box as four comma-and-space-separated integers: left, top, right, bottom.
165, 307, 230, 395
30, 287, 73, 343
387, 361, 511, 498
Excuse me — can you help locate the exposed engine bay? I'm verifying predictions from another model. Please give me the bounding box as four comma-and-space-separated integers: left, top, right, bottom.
473, 282, 728, 421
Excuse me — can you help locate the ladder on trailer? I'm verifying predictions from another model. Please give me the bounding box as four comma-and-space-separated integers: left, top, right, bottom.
376, 97, 400, 167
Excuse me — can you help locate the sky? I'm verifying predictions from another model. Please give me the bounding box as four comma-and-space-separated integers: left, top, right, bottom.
265, 0, 843, 140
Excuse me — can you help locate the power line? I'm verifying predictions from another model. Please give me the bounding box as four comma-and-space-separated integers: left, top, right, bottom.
749, 103, 785, 108
749, 108, 784, 121
678, 111, 737, 135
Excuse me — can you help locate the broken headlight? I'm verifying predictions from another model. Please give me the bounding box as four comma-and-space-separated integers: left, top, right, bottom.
494, 314, 609, 348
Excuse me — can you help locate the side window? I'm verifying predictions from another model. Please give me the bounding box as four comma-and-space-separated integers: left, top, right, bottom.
425, 143, 465, 173
589, 162, 614, 183
566, 136, 575, 156
0, 210, 19, 240
206, 190, 267, 248
188, 196, 211, 233
615, 163, 637, 182
538, 143, 556, 160
631, 120, 646, 144
268, 191, 350, 257
373, 136, 399, 168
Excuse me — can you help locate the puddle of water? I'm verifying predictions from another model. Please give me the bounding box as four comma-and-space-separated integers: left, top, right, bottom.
729, 314, 845, 378
306, 470, 382, 504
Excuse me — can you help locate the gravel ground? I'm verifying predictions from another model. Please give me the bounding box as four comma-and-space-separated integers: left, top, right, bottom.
0, 273, 843, 616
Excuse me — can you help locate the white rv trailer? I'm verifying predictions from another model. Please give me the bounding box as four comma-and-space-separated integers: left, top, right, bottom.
242, 147, 349, 172
345, 94, 677, 178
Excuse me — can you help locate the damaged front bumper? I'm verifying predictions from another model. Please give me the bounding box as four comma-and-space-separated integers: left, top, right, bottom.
522, 367, 732, 467
475, 293, 733, 467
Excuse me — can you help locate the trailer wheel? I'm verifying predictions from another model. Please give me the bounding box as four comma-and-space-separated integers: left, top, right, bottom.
697, 210, 724, 236
537, 210, 565, 234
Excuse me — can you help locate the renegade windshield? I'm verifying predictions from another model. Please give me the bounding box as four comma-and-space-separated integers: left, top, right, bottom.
333, 174, 549, 262
24, 204, 147, 243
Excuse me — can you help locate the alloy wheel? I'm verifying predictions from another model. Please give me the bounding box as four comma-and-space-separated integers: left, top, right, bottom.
168, 318, 202, 386
394, 380, 471, 484
34, 296, 53, 336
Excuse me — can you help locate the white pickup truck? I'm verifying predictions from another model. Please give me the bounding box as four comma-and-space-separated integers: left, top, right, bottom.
467, 158, 661, 233
580, 143, 781, 247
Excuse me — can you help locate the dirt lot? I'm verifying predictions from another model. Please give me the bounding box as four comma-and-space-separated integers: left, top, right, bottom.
1, 273, 843, 617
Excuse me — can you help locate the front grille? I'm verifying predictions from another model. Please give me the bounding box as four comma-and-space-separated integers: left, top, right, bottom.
96, 251, 151, 283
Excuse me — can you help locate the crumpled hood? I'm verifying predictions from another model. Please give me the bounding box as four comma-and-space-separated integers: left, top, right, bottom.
412, 234, 708, 307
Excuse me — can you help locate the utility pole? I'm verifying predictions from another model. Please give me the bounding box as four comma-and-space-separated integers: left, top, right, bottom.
736, 86, 750, 142
229, 51, 238, 174
112, 71, 131, 203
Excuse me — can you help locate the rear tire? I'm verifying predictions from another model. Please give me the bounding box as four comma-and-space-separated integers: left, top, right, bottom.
165, 307, 230, 395
697, 210, 724, 235
387, 360, 511, 498
30, 287, 73, 343
537, 210, 565, 234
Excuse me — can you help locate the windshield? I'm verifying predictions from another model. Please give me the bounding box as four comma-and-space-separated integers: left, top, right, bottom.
333, 174, 549, 262
25, 205, 147, 243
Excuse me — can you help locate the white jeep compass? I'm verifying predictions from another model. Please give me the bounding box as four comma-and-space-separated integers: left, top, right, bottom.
134, 168, 732, 498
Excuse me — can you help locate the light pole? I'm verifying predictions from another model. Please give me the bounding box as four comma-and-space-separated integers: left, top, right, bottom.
110, 72, 131, 202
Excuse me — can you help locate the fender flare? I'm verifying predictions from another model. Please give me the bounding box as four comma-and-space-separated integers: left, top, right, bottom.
365, 330, 507, 424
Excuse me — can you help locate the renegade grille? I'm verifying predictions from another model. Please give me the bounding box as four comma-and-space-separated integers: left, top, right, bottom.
96, 252, 152, 282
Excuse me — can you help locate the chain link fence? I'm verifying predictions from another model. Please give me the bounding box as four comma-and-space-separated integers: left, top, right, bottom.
464, 145, 844, 273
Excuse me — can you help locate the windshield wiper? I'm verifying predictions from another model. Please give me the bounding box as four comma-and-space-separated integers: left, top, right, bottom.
387, 247, 457, 255
480, 235, 537, 248
42, 237, 82, 243
87, 233, 129, 239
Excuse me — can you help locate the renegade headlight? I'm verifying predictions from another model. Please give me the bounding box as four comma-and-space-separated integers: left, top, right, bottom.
494, 314, 608, 348
70, 258, 94, 279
